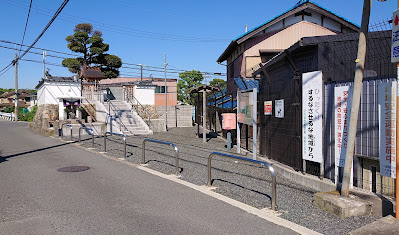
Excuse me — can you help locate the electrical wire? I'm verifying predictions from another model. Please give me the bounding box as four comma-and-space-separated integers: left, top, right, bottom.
17, 0, 70, 60
18, 0, 33, 56
0, 0, 70, 77
0, 40, 227, 77
0, 0, 229, 43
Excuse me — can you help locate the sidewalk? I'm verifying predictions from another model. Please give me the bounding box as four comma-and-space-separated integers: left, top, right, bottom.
75, 126, 380, 235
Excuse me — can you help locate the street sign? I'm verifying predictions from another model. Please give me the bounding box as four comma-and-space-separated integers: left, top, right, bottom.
391, 9, 399, 63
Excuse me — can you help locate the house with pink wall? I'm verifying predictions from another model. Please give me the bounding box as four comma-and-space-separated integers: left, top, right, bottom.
216, 1, 359, 98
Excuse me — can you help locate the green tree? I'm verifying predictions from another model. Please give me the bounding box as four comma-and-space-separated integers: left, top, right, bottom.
209, 78, 226, 90
177, 70, 203, 105
62, 23, 122, 78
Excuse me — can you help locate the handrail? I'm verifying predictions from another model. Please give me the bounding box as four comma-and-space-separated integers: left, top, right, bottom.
61, 123, 73, 141
104, 131, 126, 159
78, 126, 95, 148
142, 138, 179, 175
82, 98, 97, 122
126, 96, 152, 130
105, 95, 125, 132
207, 152, 277, 211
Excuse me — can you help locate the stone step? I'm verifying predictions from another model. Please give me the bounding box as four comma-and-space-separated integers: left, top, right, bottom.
123, 130, 152, 135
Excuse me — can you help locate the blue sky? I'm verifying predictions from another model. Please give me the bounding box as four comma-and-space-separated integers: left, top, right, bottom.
0, 0, 397, 89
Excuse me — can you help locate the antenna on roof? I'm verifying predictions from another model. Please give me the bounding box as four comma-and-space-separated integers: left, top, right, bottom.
245, 25, 248, 33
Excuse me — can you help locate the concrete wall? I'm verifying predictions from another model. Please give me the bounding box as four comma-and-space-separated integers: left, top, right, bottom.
108, 86, 123, 100
156, 105, 193, 128
135, 86, 155, 105
95, 101, 122, 134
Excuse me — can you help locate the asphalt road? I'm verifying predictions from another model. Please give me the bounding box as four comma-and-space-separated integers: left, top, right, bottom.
0, 120, 298, 235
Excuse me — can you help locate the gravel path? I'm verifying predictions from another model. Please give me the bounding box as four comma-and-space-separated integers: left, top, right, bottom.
73, 127, 380, 235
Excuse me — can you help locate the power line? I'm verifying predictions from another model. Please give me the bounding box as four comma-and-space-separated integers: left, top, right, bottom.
0, 0, 70, 77
0, 0, 229, 43
0, 39, 77, 56
17, 0, 70, 61
0, 40, 227, 77
18, 0, 33, 56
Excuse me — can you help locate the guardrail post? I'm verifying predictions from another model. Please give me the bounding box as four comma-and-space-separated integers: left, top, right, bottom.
141, 138, 179, 175
142, 139, 146, 164
104, 133, 107, 152
207, 152, 277, 211
92, 129, 95, 148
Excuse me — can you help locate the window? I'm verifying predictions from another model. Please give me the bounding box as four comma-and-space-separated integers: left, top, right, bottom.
155, 86, 168, 94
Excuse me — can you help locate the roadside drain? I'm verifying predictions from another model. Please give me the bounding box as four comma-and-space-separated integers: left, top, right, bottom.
57, 166, 90, 172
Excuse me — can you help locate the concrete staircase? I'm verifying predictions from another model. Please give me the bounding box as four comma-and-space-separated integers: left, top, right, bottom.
103, 100, 152, 135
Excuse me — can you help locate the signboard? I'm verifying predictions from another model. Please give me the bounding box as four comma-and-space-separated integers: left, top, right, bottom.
302, 71, 323, 163
334, 86, 353, 168
275, 99, 284, 118
392, 9, 399, 63
264, 101, 272, 115
378, 81, 397, 178
237, 91, 254, 125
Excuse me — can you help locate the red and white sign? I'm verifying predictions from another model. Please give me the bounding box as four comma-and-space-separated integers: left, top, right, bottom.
335, 86, 352, 168
264, 101, 272, 115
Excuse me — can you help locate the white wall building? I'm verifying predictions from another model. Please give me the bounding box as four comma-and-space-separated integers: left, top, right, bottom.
35, 75, 84, 120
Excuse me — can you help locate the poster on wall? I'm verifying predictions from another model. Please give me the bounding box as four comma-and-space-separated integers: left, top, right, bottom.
264, 101, 272, 115
334, 86, 353, 168
275, 99, 284, 118
237, 91, 254, 125
378, 81, 397, 179
302, 71, 323, 163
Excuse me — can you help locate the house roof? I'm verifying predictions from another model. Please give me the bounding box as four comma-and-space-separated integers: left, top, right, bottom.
99, 77, 177, 85
217, 1, 360, 63
80, 66, 106, 79
35, 73, 79, 89
0, 90, 34, 99
188, 85, 220, 94
253, 30, 391, 76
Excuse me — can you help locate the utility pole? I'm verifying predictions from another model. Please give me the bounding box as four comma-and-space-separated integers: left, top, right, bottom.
139, 64, 143, 81
43, 50, 46, 79
164, 53, 168, 131
341, 0, 371, 197
14, 53, 18, 122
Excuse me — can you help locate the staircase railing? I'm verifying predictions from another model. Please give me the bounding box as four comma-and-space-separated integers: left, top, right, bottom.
125, 96, 152, 130
82, 98, 97, 122
104, 96, 129, 133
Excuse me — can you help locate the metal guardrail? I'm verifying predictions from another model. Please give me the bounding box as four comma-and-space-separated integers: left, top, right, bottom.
142, 138, 179, 175
0, 112, 15, 121
126, 96, 152, 130
105, 96, 127, 132
61, 123, 73, 141
207, 152, 277, 211
104, 131, 127, 159
78, 126, 95, 148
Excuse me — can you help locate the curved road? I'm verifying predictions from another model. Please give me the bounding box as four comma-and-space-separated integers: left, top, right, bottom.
0, 120, 298, 234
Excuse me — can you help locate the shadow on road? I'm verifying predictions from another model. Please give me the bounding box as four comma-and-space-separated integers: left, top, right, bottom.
0, 142, 74, 164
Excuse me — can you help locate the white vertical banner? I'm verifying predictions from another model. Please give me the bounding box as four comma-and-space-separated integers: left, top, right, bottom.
334, 86, 353, 168
302, 71, 323, 163
378, 81, 397, 179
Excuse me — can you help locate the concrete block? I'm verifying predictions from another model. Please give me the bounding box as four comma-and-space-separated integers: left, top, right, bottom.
349, 215, 399, 235
313, 191, 372, 218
